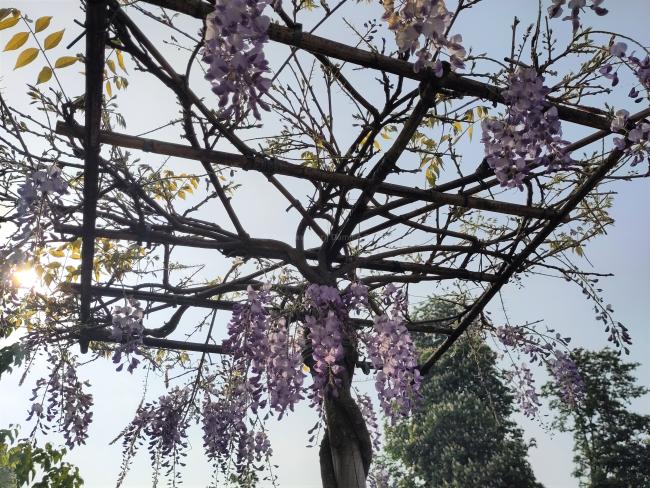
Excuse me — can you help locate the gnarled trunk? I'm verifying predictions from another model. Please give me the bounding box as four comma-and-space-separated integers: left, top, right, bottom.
319, 345, 372, 488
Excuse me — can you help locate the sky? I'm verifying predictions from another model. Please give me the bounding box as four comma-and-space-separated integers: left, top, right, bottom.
1, 1, 649, 487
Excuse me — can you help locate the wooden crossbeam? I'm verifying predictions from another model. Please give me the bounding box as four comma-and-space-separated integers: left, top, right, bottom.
86, 327, 227, 354
55, 121, 565, 222
62, 283, 237, 310
139, 0, 612, 131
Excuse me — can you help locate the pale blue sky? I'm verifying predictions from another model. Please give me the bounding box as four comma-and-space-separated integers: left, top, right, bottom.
1, 1, 649, 487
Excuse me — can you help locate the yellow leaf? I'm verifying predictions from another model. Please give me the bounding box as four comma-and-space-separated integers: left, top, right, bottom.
34, 16, 52, 33
105, 80, 112, 97
36, 66, 52, 84
3, 31, 28, 51
425, 165, 437, 186
54, 56, 77, 68
0, 12, 20, 30
43, 29, 64, 50
14, 47, 38, 69
106, 58, 116, 74
49, 248, 65, 258
373, 139, 381, 151
116, 49, 126, 71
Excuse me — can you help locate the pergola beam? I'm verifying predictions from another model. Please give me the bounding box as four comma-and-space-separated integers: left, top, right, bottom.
55, 121, 565, 222
77, 0, 107, 353
139, 0, 612, 131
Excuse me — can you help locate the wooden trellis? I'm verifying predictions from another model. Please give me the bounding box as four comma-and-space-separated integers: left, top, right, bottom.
52, 0, 649, 486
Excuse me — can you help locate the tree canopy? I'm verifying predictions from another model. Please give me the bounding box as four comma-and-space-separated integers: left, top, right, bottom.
382, 300, 543, 488
0, 1, 648, 486
543, 348, 650, 488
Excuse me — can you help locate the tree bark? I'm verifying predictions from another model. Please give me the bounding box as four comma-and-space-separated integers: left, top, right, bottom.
318, 343, 372, 488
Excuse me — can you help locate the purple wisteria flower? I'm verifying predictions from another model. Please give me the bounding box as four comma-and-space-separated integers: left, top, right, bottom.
608, 108, 650, 169
481, 68, 571, 189
383, 0, 466, 76
504, 365, 542, 418
266, 317, 304, 418
110, 299, 145, 373
202, 381, 272, 477
123, 386, 190, 472
28, 355, 94, 448
601, 41, 650, 100
356, 392, 381, 450
548, 0, 608, 34
16, 164, 67, 217
363, 285, 421, 422
224, 284, 305, 416
548, 351, 585, 407
202, 0, 274, 120
304, 284, 348, 407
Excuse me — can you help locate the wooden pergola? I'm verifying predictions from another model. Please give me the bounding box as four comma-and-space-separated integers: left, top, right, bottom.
53, 0, 648, 485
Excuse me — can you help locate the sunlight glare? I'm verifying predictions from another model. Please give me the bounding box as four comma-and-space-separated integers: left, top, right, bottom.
13, 267, 40, 290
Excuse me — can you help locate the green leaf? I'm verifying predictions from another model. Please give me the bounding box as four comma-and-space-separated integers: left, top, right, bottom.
43, 28, 64, 50
14, 47, 38, 69
34, 16, 52, 33
3, 31, 28, 51
0, 343, 25, 380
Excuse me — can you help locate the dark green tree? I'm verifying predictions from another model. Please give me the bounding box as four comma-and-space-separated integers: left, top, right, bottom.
380, 300, 543, 488
543, 348, 650, 488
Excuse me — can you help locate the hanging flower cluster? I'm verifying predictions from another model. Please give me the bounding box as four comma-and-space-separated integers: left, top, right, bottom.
224, 284, 304, 418
16, 164, 68, 217
610, 109, 650, 169
122, 387, 190, 473
548, 0, 608, 34
356, 392, 381, 450
481, 68, 571, 189
382, 0, 466, 76
548, 351, 585, 406
202, 0, 274, 120
27, 355, 94, 448
495, 325, 571, 364
504, 364, 542, 418
202, 380, 271, 478
110, 299, 145, 373
266, 317, 305, 417
304, 284, 350, 407
364, 284, 421, 422
494, 325, 586, 415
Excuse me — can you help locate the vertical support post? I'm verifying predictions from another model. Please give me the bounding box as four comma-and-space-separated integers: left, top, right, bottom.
79, 0, 107, 353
